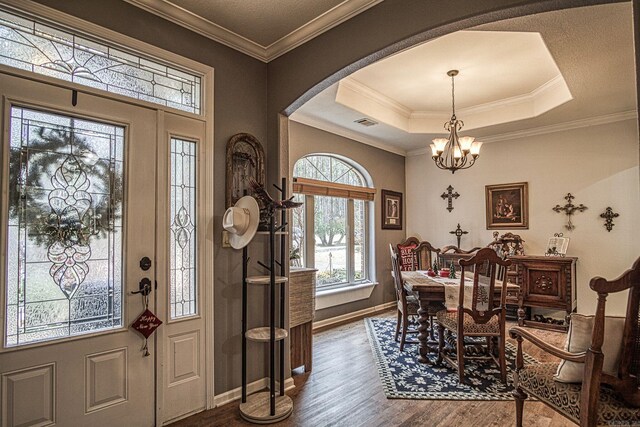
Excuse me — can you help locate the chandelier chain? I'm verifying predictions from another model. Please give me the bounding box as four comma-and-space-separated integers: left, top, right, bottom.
451, 72, 456, 118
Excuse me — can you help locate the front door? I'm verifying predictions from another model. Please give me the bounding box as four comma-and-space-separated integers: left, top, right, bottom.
0, 73, 158, 426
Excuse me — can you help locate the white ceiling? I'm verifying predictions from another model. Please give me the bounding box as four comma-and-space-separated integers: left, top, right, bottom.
334, 30, 573, 134
347, 31, 561, 112
123, 0, 382, 61
292, 2, 637, 155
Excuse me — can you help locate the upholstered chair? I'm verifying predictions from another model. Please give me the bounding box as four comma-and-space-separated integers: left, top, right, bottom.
510, 257, 640, 427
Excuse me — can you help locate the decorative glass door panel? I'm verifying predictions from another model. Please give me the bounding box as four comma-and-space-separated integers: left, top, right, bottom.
169, 137, 197, 319
0, 8, 202, 114
6, 106, 124, 346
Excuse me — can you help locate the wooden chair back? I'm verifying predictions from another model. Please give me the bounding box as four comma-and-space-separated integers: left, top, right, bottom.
439, 245, 480, 272
485, 232, 525, 280
580, 257, 640, 426
389, 244, 407, 310
396, 237, 420, 271
440, 245, 481, 255
413, 240, 440, 270
458, 247, 512, 324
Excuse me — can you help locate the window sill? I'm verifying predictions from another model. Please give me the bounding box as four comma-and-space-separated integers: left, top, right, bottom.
315, 282, 378, 310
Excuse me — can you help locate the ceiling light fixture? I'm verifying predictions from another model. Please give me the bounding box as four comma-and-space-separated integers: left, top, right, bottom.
430, 70, 482, 173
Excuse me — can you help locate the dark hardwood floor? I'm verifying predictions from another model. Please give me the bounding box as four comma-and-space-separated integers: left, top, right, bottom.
170, 311, 576, 426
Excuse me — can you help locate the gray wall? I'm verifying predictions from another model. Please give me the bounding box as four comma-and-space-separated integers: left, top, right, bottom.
32, 0, 269, 394
288, 122, 405, 321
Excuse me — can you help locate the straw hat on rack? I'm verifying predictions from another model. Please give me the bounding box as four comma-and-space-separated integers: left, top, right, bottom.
222, 196, 260, 249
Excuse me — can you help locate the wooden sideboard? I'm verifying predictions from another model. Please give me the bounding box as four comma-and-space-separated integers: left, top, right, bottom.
509, 255, 577, 331
289, 268, 317, 372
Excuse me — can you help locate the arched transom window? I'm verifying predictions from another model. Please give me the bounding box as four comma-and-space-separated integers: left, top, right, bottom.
292, 155, 374, 290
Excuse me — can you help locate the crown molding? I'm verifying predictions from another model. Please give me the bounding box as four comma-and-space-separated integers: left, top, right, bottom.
481, 110, 638, 143
290, 111, 408, 157
339, 77, 412, 118
455, 75, 571, 118
122, 0, 266, 60
123, 0, 382, 62
336, 73, 572, 133
406, 110, 638, 156
265, 0, 383, 61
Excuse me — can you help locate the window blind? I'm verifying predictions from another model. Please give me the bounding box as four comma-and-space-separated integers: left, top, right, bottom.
292, 177, 375, 201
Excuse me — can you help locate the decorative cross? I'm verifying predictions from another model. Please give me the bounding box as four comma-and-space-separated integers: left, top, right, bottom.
440, 185, 460, 212
449, 223, 468, 248
552, 193, 588, 231
599, 207, 619, 232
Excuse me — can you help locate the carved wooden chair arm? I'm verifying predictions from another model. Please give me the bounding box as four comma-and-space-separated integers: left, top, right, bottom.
509, 326, 587, 363
440, 245, 481, 254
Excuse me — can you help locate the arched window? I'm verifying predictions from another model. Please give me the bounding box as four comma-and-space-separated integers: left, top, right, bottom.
292, 155, 373, 289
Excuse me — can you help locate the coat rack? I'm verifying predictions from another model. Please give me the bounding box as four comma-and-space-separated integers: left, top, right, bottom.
239, 178, 293, 424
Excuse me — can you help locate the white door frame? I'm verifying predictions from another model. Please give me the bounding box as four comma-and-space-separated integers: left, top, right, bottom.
0, 0, 216, 415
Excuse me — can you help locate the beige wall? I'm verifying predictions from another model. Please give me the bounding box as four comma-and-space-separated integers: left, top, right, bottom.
289, 121, 405, 320
406, 118, 640, 315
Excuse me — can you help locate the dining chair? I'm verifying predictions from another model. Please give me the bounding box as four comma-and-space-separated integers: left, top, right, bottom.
396, 236, 420, 271
413, 240, 441, 271
485, 231, 525, 281
408, 240, 441, 341
436, 247, 512, 383
509, 257, 640, 427
389, 244, 419, 351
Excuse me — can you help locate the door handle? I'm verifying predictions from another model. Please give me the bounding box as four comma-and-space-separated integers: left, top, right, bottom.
131, 278, 152, 296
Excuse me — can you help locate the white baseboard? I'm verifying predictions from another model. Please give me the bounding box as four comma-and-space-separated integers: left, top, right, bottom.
213, 377, 295, 408
312, 301, 395, 331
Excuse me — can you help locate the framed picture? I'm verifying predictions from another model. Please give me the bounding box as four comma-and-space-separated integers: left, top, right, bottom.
381, 189, 402, 230
485, 182, 529, 229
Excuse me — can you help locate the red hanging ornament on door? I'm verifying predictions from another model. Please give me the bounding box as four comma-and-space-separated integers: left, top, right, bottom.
131, 309, 162, 338
131, 309, 162, 356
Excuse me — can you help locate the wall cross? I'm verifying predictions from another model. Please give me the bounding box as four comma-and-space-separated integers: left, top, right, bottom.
441, 185, 460, 212
599, 207, 619, 232
449, 223, 468, 248
552, 193, 588, 230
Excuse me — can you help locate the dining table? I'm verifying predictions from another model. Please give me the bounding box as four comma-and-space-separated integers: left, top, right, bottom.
401, 270, 519, 363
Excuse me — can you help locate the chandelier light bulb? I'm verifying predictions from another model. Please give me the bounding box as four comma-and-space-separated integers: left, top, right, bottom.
470, 141, 483, 156
432, 138, 447, 153
459, 136, 475, 152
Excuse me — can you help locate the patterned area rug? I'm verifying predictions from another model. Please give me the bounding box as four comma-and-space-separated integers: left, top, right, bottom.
364, 317, 538, 400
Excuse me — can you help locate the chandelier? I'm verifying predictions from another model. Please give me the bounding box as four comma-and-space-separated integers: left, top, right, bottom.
430, 70, 482, 173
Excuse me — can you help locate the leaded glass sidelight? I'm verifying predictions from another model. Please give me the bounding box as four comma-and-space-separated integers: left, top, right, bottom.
5, 107, 124, 346
170, 137, 197, 319
0, 9, 201, 114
